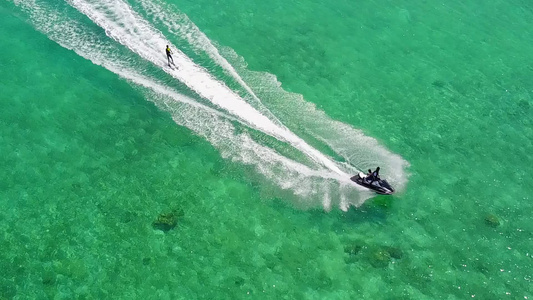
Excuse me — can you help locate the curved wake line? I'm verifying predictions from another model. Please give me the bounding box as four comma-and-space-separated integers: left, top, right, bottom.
14, 0, 357, 183
10, 0, 410, 209
136, 0, 409, 190
218, 47, 411, 190
68, 0, 352, 179
135, 0, 283, 125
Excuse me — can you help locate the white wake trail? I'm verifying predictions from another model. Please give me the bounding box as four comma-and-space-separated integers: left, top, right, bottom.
132, 0, 283, 124
12, 0, 370, 209
68, 0, 353, 180
126, 1, 333, 140
218, 48, 411, 191
129, 0, 409, 190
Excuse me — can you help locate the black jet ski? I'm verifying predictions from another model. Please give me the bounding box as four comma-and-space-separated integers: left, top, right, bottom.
350, 172, 395, 195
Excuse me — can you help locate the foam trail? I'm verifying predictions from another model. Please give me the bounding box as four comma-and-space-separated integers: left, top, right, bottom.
12, 0, 370, 209
12, 1, 234, 123
133, 0, 409, 190
133, 0, 282, 124
218, 48, 411, 191
67, 0, 353, 179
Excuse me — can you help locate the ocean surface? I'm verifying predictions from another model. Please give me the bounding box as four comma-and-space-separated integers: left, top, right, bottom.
1, 0, 532, 299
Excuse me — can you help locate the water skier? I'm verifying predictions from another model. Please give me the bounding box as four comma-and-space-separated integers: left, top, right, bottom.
166, 45, 174, 67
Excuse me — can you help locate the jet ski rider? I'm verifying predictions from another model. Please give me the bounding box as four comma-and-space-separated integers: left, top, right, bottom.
366, 167, 380, 183
166, 45, 174, 67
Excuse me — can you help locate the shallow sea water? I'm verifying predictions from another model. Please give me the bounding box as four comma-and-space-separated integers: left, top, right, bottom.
1, 0, 532, 299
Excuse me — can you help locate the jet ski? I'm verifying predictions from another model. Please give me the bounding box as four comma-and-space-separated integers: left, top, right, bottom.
350, 172, 395, 195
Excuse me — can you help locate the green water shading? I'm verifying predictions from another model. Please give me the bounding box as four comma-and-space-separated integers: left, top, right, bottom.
1, 0, 533, 299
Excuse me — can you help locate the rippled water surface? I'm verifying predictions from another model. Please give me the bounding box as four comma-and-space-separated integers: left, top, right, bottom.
1, 0, 532, 298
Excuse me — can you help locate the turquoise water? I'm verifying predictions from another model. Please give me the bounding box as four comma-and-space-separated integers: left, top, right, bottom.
1, 0, 532, 298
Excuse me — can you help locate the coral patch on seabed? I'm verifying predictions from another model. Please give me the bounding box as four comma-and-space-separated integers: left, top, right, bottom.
343, 242, 364, 264
369, 249, 392, 268
343, 240, 404, 268
384, 246, 404, 259
152, 208, 184, 232
484, 213, 500, 227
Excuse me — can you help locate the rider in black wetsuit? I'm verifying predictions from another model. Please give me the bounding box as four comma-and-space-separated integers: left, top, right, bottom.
365, 169, 372, 182
366, 167, 380, 183
166, 45, 174, 66
370, 167, 380, 182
